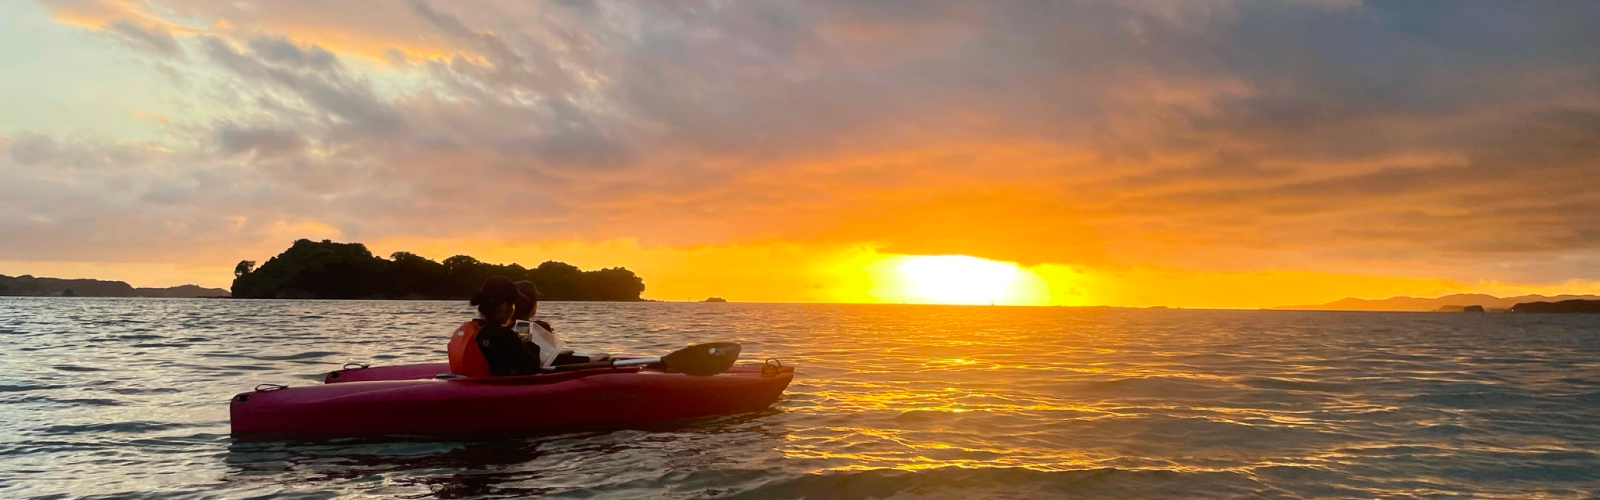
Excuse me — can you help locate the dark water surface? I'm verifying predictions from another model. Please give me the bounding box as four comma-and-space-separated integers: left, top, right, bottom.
2, 298, 1598, 499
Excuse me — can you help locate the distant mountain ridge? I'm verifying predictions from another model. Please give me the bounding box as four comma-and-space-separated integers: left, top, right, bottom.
0, 274, 228, 298
1274, 293, 1600, 311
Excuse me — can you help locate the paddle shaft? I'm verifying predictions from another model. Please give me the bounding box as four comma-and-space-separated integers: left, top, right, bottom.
539, 356, 661, 373
612, 357, 661, 367
541, 343, 739, 376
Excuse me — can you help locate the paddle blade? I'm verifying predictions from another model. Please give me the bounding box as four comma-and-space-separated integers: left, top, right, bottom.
661, 342, 741, 376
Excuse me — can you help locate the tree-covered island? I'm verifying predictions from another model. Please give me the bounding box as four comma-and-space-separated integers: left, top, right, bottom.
232, 239, 646, 301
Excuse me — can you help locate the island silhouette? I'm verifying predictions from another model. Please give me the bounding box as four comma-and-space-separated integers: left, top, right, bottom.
1509, 300, 1600, 314
1274, 293, 1600, 312
231, 239, 646, 301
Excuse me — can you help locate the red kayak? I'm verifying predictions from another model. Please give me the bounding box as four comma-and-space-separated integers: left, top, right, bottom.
231, 361, 794, 438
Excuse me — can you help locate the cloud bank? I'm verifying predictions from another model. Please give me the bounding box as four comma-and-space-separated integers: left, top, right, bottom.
3, 0, 1598, 302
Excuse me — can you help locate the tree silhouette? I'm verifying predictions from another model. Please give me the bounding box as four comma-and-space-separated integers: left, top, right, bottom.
231, 239, 647, 301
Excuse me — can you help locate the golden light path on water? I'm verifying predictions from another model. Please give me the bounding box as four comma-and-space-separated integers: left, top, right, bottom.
769, 320, 1199, 472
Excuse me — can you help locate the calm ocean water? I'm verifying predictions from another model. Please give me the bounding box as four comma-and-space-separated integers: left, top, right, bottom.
1, 298, 1597, 499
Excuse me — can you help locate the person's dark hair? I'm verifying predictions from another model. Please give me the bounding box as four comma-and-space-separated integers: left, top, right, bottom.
470, 276, 528, 320
513, 280, 539, 320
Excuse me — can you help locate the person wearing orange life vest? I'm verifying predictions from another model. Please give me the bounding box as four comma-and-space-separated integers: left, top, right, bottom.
447, 276, 542, 377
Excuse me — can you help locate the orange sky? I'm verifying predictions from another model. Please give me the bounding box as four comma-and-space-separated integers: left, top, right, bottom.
2, 1, 1599, 307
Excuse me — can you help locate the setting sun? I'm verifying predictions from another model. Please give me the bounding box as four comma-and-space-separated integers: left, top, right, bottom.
896, 256, 1020, 305
861, 255, 1050, 306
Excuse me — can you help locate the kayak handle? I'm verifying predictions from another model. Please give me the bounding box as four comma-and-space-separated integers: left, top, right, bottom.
342, 363, 370, 370
254, 384, 287, 392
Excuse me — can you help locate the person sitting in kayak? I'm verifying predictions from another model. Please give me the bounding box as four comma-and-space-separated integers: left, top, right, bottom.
447, 276, 542, 377
510, 279, 561, 368
512, 280, 555, 334
510, 280, 609, 366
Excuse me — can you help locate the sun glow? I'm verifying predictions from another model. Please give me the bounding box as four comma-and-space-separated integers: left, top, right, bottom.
862, 255, 1051, 305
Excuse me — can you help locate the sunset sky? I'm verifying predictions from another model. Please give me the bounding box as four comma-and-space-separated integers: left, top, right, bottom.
3, 1, 1599, 307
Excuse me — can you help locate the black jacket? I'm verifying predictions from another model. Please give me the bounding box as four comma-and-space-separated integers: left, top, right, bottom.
475, 320, 542, 376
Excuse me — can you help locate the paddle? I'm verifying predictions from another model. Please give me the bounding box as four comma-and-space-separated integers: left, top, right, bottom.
545, 342, 742, 376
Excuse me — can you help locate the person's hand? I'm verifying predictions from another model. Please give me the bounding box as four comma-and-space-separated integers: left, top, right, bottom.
534, 320, 553, 332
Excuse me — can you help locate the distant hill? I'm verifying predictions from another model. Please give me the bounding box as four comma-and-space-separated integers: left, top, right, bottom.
0, 274, 229, 298
1274, 293, 1600, 312
1510, 299, 1600, 314
138, 284, 231, 298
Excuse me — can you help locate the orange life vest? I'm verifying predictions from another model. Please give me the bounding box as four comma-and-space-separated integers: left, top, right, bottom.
447, 320, 492, 378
